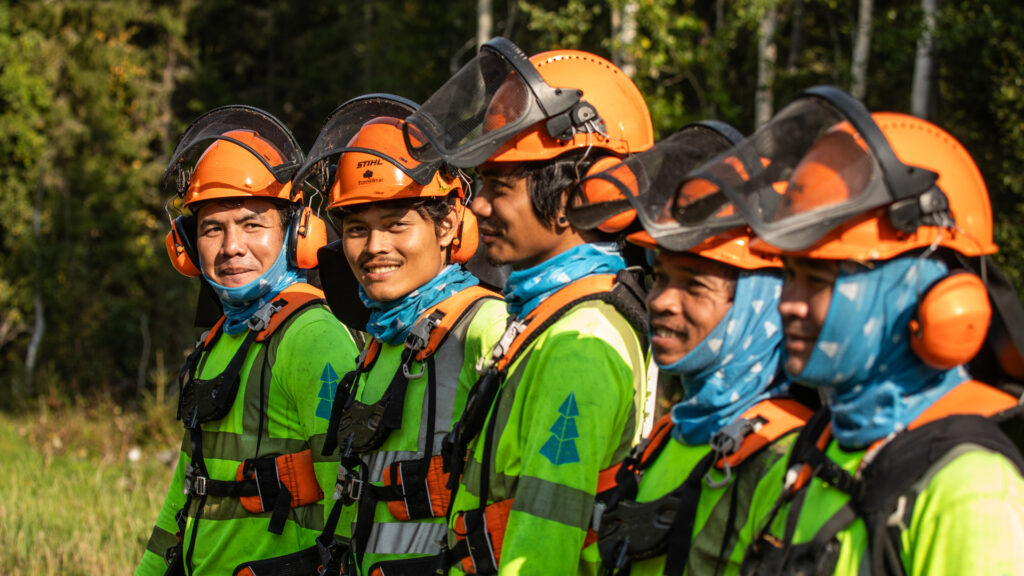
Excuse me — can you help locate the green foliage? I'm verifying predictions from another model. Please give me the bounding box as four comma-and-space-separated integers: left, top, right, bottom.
0, 0, 1022, 401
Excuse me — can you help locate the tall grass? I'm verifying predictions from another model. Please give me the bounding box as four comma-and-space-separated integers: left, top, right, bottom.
0, 393, 180, 575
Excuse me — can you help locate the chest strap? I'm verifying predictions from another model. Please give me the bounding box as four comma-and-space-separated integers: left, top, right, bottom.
443, 270, 648, 491
744, 380, 1024, 576
597, 398, 812, 575
316, 286, 500, 576
171, 284, 327, 573
321, 285, 499, 459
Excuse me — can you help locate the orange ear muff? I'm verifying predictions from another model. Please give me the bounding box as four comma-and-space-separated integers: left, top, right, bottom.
450, 203, 478, 264
909, 271, 992, 369
581, 156, 637, 234
288, 206, 328, 269
165, 216, 201, 277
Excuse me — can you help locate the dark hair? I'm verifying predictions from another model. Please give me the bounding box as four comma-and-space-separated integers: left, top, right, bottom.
515, 150, 606, 228
330, 193, 458, 237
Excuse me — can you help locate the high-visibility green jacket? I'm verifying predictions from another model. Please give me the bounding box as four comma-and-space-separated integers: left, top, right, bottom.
136, 299, 360, 576
342, 296, 507, 575
627, 428, 799, 576
758, 438, 1024, 575
448, 299, 648, 575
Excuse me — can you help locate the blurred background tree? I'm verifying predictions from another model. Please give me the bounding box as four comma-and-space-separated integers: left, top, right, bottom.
1, 0, 1021, 405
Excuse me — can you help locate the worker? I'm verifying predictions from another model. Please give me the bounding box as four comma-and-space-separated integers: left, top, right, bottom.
137, 106, 360, 575
587, 121, 815, 576
291, 93, 509, 575
714, 86, 1024, 575
404, 38, 654, 574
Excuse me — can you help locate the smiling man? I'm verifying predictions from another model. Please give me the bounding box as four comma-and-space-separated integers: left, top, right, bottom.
404, 39, 654, 575
570, 123, 814, 576
283, 95, 507, 576
138, 108, 360, 576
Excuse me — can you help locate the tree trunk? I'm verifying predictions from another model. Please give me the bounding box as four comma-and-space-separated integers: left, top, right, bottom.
24, 167, 46, 395
611, 0, 638, 78
787, 0, 805, 72
851, 0, 874, 100
755, 1, 779, 128
477, 0, 492, 50
911, 0, 938, 118
135, 313, 151, 399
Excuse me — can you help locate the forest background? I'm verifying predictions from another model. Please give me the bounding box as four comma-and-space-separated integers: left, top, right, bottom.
2, 0, 1023, 404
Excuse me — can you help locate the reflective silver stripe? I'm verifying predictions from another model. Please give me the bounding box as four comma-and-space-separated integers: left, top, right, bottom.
362, 298, 482, 483
364, 520, 447, 555
365, 449, 420, 483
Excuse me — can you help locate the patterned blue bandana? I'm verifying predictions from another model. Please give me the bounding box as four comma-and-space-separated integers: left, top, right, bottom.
668, 270, 786, 445
792, 256, 966, 449
360, 265, 479, 346
504, 242, 626, 318
204, 241, 305, 335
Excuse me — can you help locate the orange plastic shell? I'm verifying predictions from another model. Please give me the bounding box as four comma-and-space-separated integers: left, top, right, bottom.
909, 272, 992, 369
628, 227, 781, 271
757, 113, 997, 261
487, 50, 654, 164
183, 129, 297, 207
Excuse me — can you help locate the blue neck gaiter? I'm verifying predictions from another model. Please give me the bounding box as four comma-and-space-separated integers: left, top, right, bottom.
668, 270, 786, 445
504, 242, 625, 319
360, 265, 479, 346
204, 242, 306, 335
792, 256, 966, 449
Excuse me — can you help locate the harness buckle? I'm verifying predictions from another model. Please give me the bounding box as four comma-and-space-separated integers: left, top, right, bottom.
402, 310, 444, 379
333, 465, 363, 504
476, 319, 526, 374
183, 463, 209, 496
248, 299, 285, 333
705, 417, 760, 489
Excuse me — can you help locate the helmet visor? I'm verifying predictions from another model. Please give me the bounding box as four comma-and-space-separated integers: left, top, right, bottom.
576, 123, 747, 251
162, 106, 302, 197
294, 94, 443, 194
710, 89, 901, 252
404, 37, 581, 168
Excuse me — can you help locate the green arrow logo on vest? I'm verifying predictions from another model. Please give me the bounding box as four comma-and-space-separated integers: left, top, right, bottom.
540, 392, 581, 465
315, 363, 339, 420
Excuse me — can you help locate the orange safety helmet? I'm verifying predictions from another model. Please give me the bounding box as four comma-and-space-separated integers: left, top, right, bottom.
292, 93, 477, 265
574, 121, 771, 252
405, 37, 653, 168
404, 38, 653, 234
762, 112, 996, 261
725, 88, 1006, 372
485, 49, 654, 164
163, 105, 326, 277
628, 227, 780, 272
330, 117, 466, 209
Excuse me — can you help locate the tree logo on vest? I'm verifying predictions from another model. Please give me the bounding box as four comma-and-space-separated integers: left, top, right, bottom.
316, 363, 340, 420
540, 392, 581, 465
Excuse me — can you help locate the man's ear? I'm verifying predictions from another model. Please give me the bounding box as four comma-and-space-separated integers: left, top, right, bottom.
439, 207, 459, 248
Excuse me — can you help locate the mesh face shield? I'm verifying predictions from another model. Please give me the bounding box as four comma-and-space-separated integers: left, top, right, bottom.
161, 105, 303, 199
709, 86, 940, 252
403, 37, 584, 168
292, 94, 444, 195
573, 122, 753, 252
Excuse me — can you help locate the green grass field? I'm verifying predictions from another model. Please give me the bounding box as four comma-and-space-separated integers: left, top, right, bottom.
0, 396, 180, 575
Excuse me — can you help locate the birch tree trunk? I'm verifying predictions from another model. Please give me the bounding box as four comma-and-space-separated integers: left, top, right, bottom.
24, 166, 46, 395
851, 0, 874, 100
477, 0, 492, 50
911, 0, 938, 118
611, 0, 638, 79
755, 1, 779, 128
